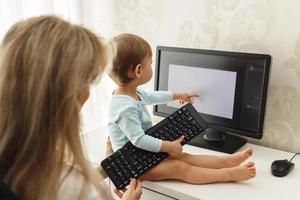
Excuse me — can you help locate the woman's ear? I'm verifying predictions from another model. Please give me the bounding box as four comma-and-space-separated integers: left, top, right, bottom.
134, 64, 142, 78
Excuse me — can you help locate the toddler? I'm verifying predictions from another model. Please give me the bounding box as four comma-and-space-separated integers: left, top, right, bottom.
107, 33, 256, 184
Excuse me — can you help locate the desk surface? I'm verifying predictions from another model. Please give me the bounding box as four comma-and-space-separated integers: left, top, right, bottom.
143, 143, 300, 200
83, 128, 300, 200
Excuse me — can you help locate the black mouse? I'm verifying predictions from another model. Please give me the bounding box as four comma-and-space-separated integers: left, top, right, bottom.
271, 159, 295, 177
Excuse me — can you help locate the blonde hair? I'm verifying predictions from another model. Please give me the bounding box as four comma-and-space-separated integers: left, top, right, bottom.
0, 16, 111, 199
108, 33, 152, 85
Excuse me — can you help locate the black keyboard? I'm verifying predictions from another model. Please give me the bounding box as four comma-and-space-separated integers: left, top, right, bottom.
101, 103, 207, 189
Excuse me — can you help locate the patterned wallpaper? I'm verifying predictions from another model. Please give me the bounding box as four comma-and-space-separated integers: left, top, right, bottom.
108, 0, 300, 153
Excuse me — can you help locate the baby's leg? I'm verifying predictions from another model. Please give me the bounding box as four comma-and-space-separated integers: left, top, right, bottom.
140, 158, 256, 184
174, 148, 253, 168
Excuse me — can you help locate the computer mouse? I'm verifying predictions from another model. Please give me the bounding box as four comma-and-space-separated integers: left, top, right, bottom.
271, 159, 295, 177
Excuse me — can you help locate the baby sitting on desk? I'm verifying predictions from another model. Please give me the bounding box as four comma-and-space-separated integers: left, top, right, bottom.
107, 33, 256, 184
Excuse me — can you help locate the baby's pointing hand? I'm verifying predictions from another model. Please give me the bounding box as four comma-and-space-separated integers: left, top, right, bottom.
179, 92, 199, 104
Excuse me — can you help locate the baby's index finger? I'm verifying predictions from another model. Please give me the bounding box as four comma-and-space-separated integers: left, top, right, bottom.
188, 92, 199, 97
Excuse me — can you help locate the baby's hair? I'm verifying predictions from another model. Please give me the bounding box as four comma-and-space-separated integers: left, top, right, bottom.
109, 33, 152, 85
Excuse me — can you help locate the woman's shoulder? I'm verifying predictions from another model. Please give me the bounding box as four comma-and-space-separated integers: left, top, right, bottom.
58, 165, 106, 200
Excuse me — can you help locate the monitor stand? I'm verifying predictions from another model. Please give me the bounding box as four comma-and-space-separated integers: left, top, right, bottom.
188, 128, 247, 154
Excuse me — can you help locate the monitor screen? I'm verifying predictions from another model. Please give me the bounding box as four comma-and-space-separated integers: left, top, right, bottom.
154, 46, 271, 153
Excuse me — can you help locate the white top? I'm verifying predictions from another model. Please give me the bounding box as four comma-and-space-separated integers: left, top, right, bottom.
58, 166, 109, 200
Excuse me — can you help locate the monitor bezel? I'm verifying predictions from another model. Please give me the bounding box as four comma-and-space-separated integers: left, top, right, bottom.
153, 46, 271, 139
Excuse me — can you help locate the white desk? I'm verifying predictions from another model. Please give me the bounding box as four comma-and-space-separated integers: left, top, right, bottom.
143, 143, 300, 200
83, 128, 300, 200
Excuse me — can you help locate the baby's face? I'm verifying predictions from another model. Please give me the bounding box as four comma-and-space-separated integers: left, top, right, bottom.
140, 56, 153, 84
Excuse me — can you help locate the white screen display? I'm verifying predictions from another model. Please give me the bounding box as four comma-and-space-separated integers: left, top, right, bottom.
167, 64, 237, 119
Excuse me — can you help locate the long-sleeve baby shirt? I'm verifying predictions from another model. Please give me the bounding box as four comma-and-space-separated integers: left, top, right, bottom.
108, 88, 173, 152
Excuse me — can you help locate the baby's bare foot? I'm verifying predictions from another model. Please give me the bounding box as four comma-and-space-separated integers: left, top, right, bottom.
224, 148, 253, 167
226, 161, 256, 182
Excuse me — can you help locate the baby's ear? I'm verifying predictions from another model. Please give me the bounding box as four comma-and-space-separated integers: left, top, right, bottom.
134, 64, 142, 78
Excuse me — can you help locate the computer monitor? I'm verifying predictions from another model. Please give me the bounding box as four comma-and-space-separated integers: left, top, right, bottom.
153, 46, 271, 154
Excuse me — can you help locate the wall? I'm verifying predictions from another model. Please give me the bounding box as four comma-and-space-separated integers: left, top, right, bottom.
87, 0, 300, 153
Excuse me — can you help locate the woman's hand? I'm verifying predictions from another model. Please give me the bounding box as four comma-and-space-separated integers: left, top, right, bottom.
113, 179, 142, 200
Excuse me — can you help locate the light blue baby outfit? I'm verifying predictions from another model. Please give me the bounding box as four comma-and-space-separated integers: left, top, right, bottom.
108, 88, 173, 152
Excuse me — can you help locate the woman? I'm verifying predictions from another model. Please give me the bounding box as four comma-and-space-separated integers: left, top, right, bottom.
0, 16, 142, 200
